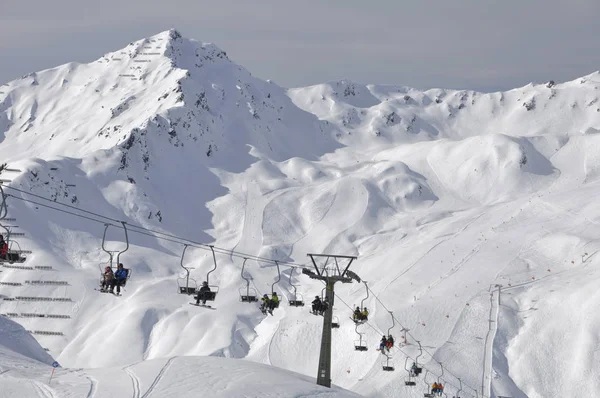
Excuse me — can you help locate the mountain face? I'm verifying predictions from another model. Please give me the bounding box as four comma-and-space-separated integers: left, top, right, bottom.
1, 29, 600, 398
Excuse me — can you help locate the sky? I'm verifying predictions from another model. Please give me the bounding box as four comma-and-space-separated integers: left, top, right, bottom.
1, 0, 599, 91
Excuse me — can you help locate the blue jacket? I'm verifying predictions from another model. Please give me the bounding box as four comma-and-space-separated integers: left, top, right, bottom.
115, 268, 128, 280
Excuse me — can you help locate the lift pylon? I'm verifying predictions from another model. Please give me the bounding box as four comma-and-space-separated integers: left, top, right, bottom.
303, 253, 359, 388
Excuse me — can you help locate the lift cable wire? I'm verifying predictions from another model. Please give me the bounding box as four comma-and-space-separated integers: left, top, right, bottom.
360, 283, 485, 398
4, 186, 309, 268
332, 289, 484, 398
6, 186, 486, 396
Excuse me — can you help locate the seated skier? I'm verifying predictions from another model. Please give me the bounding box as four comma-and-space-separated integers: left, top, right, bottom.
0, 236, 7, 260
411, 361, 421, 376
353, 306, 361, 321
100, 266, 114, 292
379, 335, 387, 352
260, 294, 271, 314
312, 296, 322, 314
360, 307, 369, 321
195, 281, 212, 305
386, 335, 394, 350
110, 263, 128, 295
269, 292, 280, 310
437, 383, 444, 396
321, 297, 330, 314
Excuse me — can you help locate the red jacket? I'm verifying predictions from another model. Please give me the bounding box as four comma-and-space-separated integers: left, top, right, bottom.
0, 243, 8, 256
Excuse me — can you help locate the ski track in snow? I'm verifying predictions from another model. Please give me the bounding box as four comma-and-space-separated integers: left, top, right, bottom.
482, 285, 500, 398
140, 357, 174, 398
123, 366, 141, 398
85, 376, 97, 398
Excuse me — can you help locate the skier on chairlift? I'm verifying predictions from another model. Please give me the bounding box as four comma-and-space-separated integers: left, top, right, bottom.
410, 361, 420, 376
322, 297, 330, 313
353, 306, 361, 321
195, 281, 212, 305
386, 335, 394, 350
0, 235, 7, 260
111, 263, 128, 295
379, 335, 387, 352
312, 296, 322, 314
260, 294, 270, 314
269, 292, 279, 310
100, 266, 114, 292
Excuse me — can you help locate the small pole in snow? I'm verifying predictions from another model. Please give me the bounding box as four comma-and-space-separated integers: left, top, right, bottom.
49, 361, 60, 384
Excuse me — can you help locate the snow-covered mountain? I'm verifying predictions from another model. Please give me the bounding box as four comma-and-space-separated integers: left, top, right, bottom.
1, 29, 600, 397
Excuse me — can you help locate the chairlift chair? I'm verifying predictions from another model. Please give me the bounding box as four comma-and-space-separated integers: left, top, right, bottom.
382, 352, 395, 371
413, 341, 424, 375
331, 315, 340, 328
239, 258, 258, 302
287, 268, 305, 306
354, 323, 368, 351
404, 358, 417, 386
177, 244, 198, 294
354, 340, 368, 351
455, 378, 463, 398
423, 370, 435, 398
99, 222, 130, 288
352, 281, 370, 323
263, 260, 282, 308
6, 241, 29, 263
194, 246, 220, 303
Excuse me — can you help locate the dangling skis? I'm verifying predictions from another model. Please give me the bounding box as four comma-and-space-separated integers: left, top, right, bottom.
189, 303, 216, 310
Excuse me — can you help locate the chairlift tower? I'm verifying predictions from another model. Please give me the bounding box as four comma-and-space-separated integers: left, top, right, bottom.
303, 253, 359, 388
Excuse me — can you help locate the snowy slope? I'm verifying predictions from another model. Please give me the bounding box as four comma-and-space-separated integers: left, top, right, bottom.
0, 318, 360, 398
1, 29, 600, 398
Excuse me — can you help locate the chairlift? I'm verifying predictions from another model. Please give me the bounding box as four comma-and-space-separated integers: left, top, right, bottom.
423, 370, 435, 398
267, 260, 281, 308
0, 228, 29, 264
351, 281, 370, 324
436, 363, 446, 397
0, 189, 29, 264
354, 323, 368, 351
98, 222, 131, 286
239, 258, 258, 302
194, 246, 219, 302
404, 357, 417, 386
413, 341, 424, 375
382, 352, 394, 371
456, 378, 463, 398
331, 315, 340, 328
287, 267, 304, 306
177, 244, 197, 294
385, 310, 396, 348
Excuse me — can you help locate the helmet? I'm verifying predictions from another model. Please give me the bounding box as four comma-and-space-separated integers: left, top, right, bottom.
202, 281, 208, 286
105, 266, 111, 270
118, 263, 123, 268
272, 292, 277, 296
263, 294, 268, 298
315, 296, 320, 299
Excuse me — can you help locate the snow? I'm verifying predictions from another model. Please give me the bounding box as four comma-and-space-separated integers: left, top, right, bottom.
1, 29, 600, 397
0, 318, 360, 397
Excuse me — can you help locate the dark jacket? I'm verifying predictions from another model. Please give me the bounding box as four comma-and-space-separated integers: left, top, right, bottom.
115, 268, 128, 280
199, 285, 211, 294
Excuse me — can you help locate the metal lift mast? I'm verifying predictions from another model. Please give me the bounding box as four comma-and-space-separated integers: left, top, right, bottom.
303, 254, 359, 388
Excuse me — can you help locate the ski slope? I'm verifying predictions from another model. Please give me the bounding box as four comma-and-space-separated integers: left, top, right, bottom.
1, 29, 600, 397
0, 315, 360, 398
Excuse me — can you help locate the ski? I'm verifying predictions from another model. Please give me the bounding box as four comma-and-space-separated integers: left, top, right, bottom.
189, 303, 215, 310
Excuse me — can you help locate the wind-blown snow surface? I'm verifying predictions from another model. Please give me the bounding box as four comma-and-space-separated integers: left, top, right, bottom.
1, 29, 600, 397
0, 317, 359, 398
